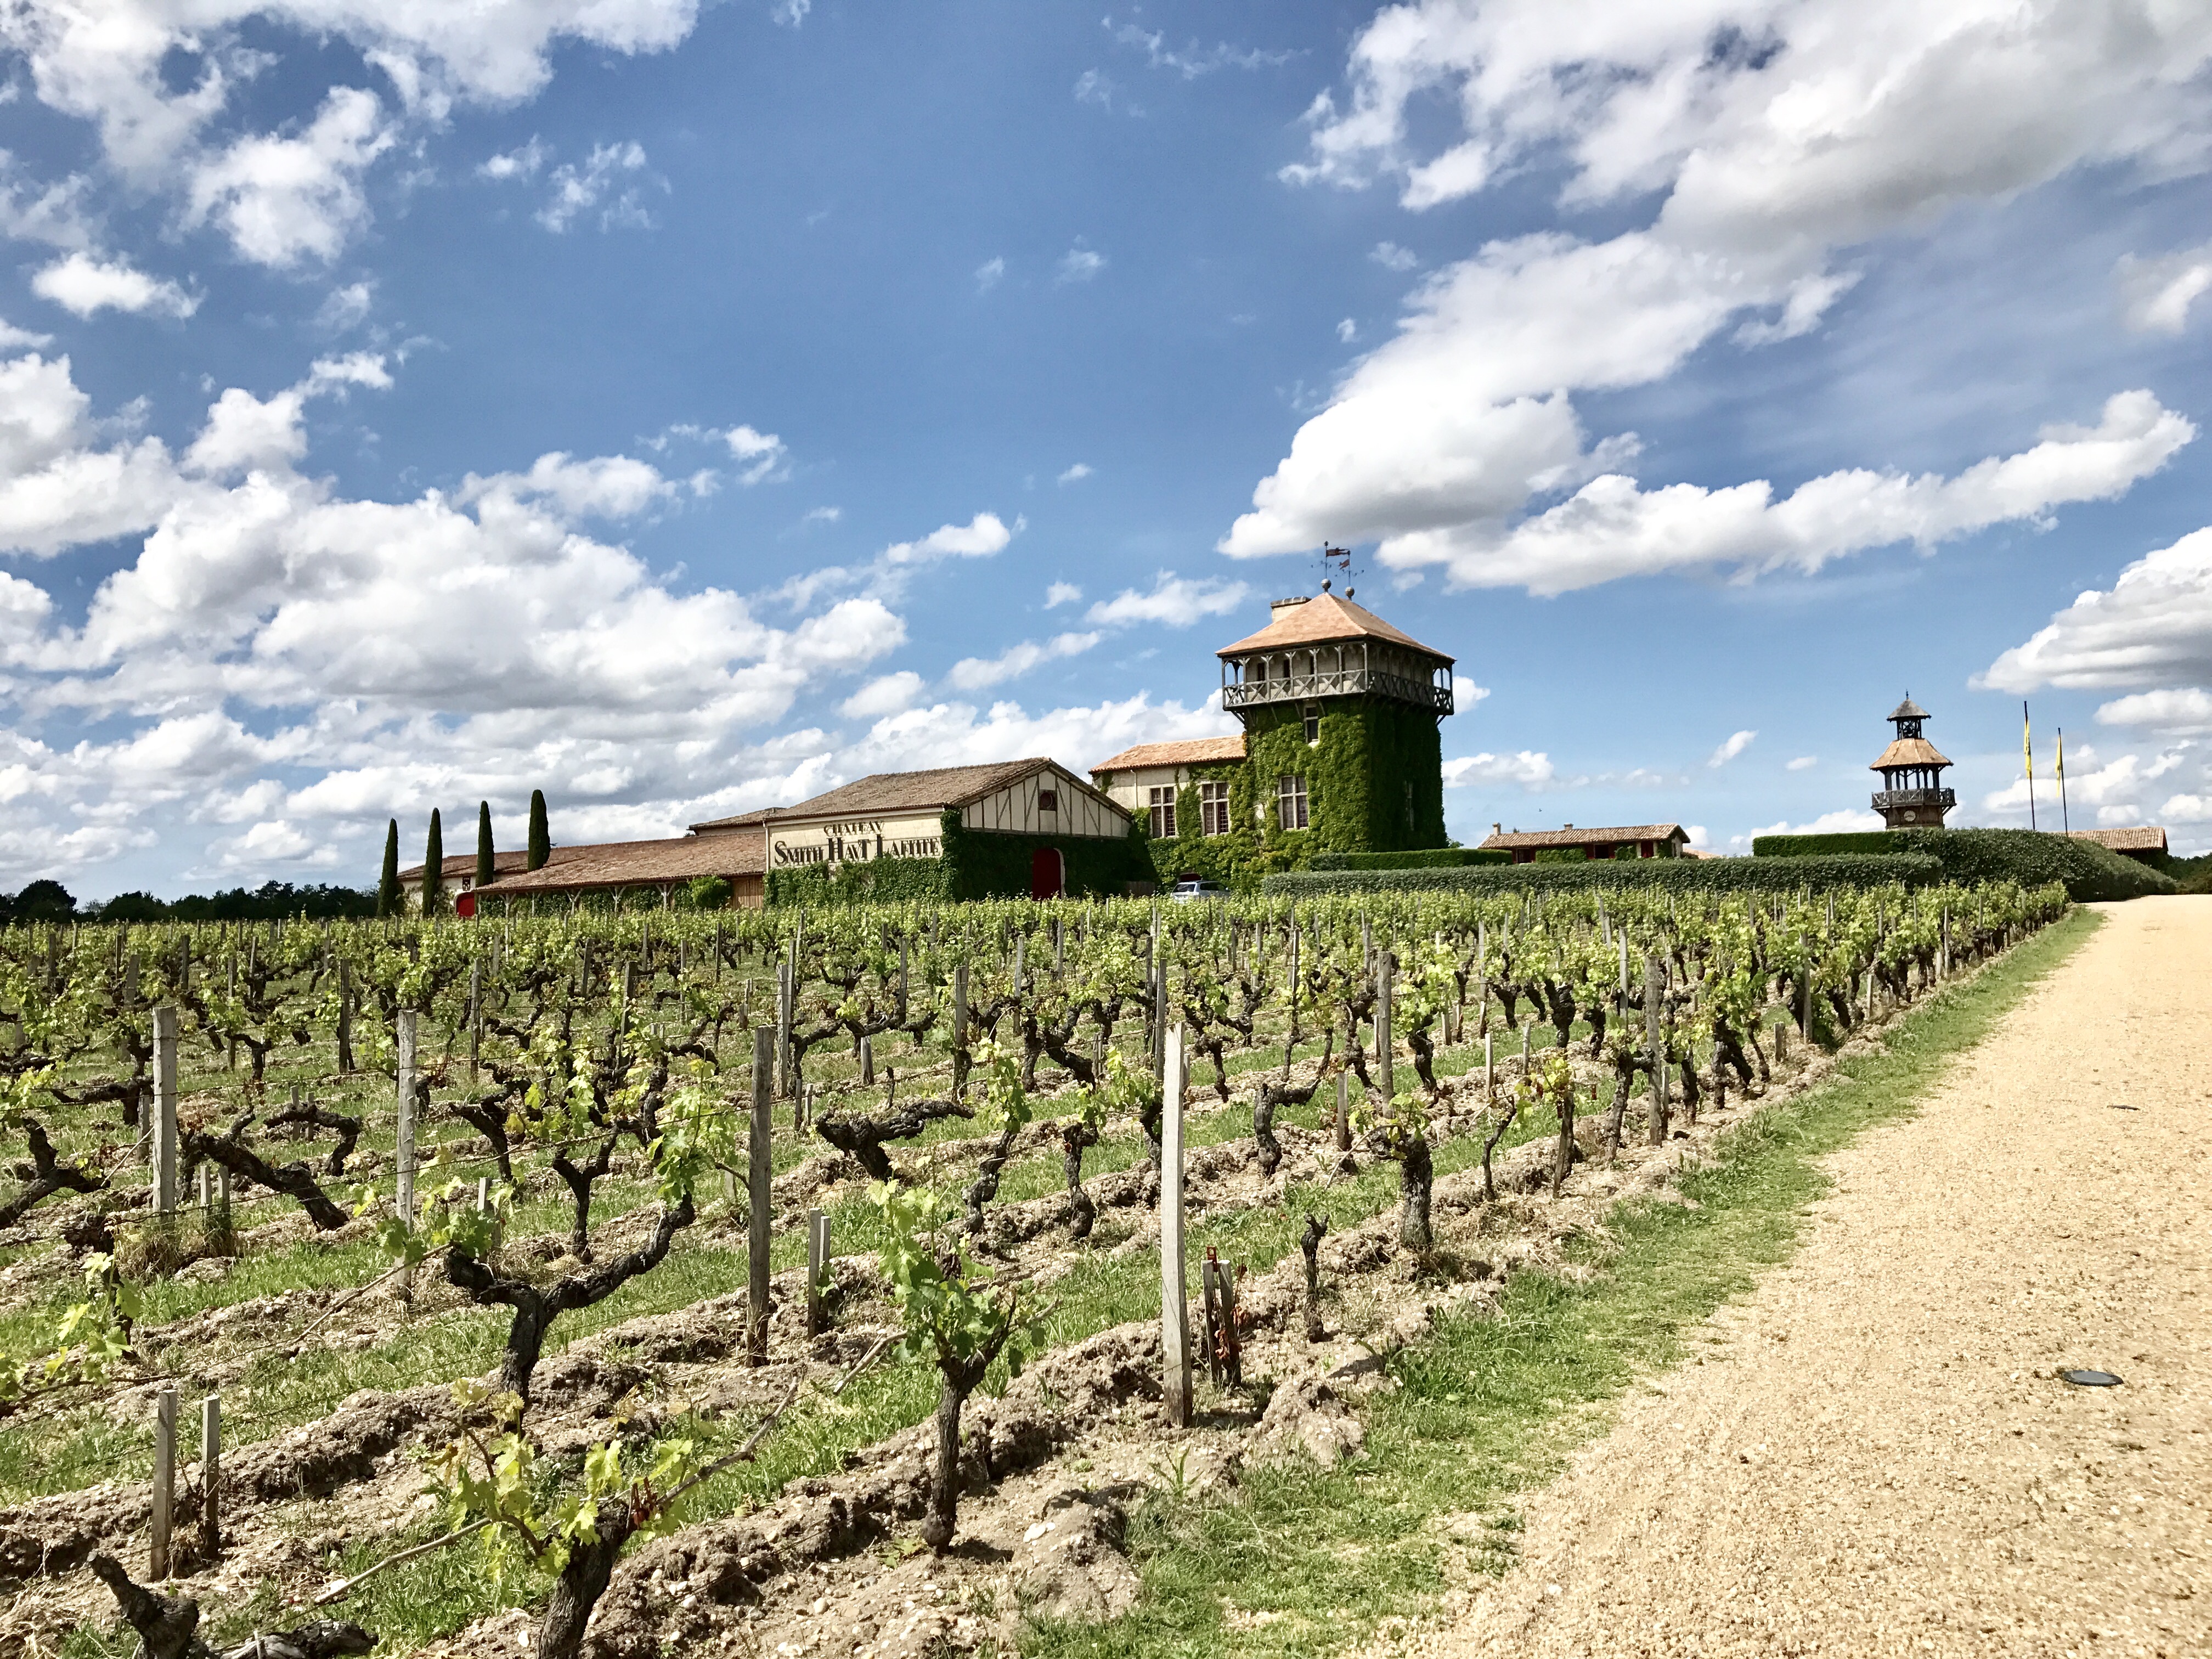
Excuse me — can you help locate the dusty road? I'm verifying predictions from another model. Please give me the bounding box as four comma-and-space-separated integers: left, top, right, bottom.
1422, 897, 2211, 1659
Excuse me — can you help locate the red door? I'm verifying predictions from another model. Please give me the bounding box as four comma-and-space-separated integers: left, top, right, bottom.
455, 890, 477, 919
1031, 847, 1064, 899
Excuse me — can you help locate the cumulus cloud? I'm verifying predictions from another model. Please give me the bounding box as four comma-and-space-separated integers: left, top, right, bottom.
945, 632, 1102, 691
975, 257, 1005, 292
1369, 241, 1418, 272
840, 671, 924, 720
1043, 582, 1082, 610
1983, 524, 2212, 693
1740, 809, 1884, 843
883, 512, 1018, 565
479, 138, 550, 181
31, 252, 198, 318
0, 346, 917, 884
1452, 676, 1488, 707
537, 141, 661, 233
1787, 755, 1818, 771
1356, 390, 2191, 595
1707, 729, 1757, 768
1442, 751, 1553, 788
841, 692, 1234, 780
2096, 688, 2212, 735
1085, 572, 1250, 628
1234, 1, 2212, 593
1056, 244, 1106, 284
2117, 244, 2212, 333
185, 87, 395, 267
1057, 463, 1093, 484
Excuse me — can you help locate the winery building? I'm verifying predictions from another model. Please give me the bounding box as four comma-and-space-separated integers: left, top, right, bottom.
1091, 590, 1454, 873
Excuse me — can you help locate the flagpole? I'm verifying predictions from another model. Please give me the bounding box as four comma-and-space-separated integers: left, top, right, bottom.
2057, 727, 2068, 834
2023, 701, 2036, 832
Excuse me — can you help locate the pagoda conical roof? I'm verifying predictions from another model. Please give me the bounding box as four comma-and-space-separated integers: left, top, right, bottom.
1869, 737, 1950, 771
1888, 695, 1929, 722
1216, 592, 1451, 661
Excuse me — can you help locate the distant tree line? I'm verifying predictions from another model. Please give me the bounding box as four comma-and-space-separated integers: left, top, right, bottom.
2, 880, 377, 924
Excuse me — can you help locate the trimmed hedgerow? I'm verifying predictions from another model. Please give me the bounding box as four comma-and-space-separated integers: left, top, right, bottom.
1753, 827, 2175, 902
1262, 852, 1941, 898
1309, 848, 1511, 871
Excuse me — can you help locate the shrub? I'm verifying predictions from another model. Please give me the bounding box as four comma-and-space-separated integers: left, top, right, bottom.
1308, 848, 1511, 871
1532, 847, 1587, 864
1262, 852, 1939, 898
1752, 827, 2175, 902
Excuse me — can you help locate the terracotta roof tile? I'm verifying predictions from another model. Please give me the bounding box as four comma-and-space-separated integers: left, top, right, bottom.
1476, 823, 1689, 851
1090, 736, 1246, 774
400, 848, 572, 882
477, 834, 766, 895
2068, 826, 2168, 853
770, 759, 1062, 820
1215, 593, 1451, 661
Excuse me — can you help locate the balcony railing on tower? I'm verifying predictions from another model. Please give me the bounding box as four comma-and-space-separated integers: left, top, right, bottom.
1221, 640, 1453, 717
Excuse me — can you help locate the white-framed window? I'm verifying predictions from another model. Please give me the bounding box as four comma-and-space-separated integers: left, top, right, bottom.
1148, 785, 1177, 839
1277, 773, 1308, 831
1303, 702, 1320, 744
1198, 780, 1231, 837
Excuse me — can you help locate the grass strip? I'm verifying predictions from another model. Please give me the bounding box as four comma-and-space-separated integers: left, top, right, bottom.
1026, 905, 2101, 1659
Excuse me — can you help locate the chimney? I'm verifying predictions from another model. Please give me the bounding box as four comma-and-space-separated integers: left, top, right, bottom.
1270, 595, 1310, 622
1563, 823, 1573, 830
1492, 822, 1501, 836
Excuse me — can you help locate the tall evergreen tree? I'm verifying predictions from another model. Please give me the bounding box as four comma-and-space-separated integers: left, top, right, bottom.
422, 810, 445, 913
476, 800, 496, 889
377, 820, 401, 918
527, 789, 550, 871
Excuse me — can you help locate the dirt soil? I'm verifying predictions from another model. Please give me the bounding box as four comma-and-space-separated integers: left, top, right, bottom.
1395, 898, 2211, 1659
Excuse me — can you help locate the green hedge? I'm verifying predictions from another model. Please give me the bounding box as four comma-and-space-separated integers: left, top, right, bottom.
1263, 853, 1940, 899
1753, 827, 2175, 902
1308, 847, 1511, 872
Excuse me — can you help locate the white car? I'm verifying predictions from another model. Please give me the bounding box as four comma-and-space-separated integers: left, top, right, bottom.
1170, 878, 1228, 902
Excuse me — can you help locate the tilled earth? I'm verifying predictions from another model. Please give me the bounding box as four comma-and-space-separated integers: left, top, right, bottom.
0, 973, 1940, 1659
1380, 898, 2212, 1659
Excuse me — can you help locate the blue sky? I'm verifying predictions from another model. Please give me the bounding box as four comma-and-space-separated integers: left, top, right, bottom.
3, 0, 2211, 896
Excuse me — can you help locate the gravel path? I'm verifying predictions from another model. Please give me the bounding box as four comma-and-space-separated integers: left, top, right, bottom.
1420, 897, 2211, 1659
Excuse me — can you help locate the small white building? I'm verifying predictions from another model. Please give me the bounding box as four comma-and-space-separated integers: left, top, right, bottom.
1088, 736, 1248, 838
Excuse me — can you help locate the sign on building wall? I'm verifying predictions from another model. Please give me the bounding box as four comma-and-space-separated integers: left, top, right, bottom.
768, 813, 945, 868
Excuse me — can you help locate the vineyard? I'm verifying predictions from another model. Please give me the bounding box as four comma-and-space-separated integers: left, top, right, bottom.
0, 877, 2069, 1659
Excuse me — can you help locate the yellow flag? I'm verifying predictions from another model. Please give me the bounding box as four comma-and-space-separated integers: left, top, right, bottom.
2056, 728, 2064, 782
2022, 703, 2034, 783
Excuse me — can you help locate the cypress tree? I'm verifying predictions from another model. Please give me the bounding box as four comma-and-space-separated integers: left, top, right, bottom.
423, 810, 445, 913
476, 800, 496, 888
527, 789, 550, 872
377, 820, 401, 918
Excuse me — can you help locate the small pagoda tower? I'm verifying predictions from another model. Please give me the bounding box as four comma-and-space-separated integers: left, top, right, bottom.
1869, 695, 1955, 828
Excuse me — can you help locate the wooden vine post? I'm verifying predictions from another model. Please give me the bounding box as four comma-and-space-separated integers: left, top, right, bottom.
805, 1207, 830, 1336
1375, 951, 1395, 1099
1159, 1024, 1192, 1428
150, 1385, 177, 1581
200, 1393, 222, 1560
1645, 954, 1667, 1146
151, 1005, 179, 1212
749, 1028, 774, 1366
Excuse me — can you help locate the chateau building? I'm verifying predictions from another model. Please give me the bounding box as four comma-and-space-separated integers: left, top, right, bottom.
1092, 590, 1454, 856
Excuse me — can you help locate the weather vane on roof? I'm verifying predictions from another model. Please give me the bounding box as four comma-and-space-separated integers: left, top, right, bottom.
1318, 543, 1357, 597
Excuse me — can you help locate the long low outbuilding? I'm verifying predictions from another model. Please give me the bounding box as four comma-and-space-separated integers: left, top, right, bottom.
427, 757, 1145, 912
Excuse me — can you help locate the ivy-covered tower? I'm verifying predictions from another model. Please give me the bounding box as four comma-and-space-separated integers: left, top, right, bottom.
1217, 589, 1454, 853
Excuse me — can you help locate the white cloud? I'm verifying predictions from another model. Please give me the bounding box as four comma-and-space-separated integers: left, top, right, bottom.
1104, 20, 1294, 79
1043, 582, 1083, 610
1057, 462, 1093, 484
0, 319, 54, 350
975, 257, 1005, 293
801, 505, 842, 526
720, 425, 788, 485
1740, 809, 1884, 842
842, 692, 1234, 780
2163, 793, 2212, 823
1074, 70, 1118, 110
1983, 749, 2165, 822
1354, 390, 2191, 595
884, 512, 1018, 565
1337, 318, 1358, 343
1369, 241, 1418, 272
945, 631, 1102, 691
1442, 751, 1553, 788
1235, 1, 2212, 594
1084, 572, 1250, 628
315, 281, 374, 331
2117, 244, 2212, 334
479, 138, 550, 181
1983, 524, 2212, 693
1707, 729, 1756, 768
1451, 676, 1488, 707
773, 1, 811, 28
31, 252, 198, 318
2097, 688, 2212, 735
1685, 824, 1709, 848
1056, 245, 1106, 285
185, 87, 394, 267
840, 671, 924, 720
538, 141, 660, 233
1786, 755, 1818, 771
